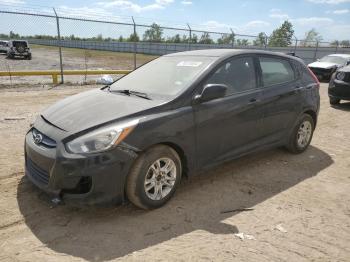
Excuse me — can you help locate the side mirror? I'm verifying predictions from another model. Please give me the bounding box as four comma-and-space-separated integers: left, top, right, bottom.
194, 84, 227, 103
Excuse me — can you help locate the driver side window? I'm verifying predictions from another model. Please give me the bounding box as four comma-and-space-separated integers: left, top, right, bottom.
205, 56, 257, 96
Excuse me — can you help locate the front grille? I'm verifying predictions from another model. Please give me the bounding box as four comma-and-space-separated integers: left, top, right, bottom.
26, 158, 50, 185
32, 128, 57, 148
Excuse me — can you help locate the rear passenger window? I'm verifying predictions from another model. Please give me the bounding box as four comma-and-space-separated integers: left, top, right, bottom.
205, 56, 257, 95
259, 57, 295, 87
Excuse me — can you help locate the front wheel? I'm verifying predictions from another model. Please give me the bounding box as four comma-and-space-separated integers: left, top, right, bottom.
126, 145, 182, 210
286, 114, 315, 154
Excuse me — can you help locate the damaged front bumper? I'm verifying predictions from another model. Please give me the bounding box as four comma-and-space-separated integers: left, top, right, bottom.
25, 129, 138, 206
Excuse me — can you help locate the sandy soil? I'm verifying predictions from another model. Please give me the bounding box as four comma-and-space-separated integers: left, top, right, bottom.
0, 45, 156, 85
0, 83, 349, 262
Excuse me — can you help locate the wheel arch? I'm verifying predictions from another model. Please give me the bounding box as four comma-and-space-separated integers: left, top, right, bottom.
142, 142, 189, 178
303, 109, 317, 127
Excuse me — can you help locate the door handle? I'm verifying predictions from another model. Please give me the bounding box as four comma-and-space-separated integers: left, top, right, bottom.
294, 86, 304, 93
248, 98, 259, 104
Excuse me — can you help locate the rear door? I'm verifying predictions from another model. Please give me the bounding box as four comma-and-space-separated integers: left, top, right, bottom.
257, 56, 302, 143
193, 55, 264, 169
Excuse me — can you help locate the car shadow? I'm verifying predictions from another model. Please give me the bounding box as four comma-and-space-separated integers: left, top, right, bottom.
17, 145, 333, 261
331, 101, 350, 112
5, 56, 28, 60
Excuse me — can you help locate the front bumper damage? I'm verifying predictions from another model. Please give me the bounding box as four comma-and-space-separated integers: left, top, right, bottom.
309, 67, 335, 81
24, 125, 138, 206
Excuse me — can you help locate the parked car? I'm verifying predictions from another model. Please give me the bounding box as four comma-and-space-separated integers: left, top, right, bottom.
0, 40, 8, 53
25, 49, 320, 209
6, 40, 31, 59
328, 65, 350, 105
308, 54, 350, 81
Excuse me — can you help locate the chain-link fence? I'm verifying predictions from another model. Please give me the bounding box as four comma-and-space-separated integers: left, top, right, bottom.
1, 5, 350, 84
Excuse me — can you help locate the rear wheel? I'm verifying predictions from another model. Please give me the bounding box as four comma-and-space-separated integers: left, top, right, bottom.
329, 97, 340, 105
126, 145, 182, 210
286, 114, 314, 154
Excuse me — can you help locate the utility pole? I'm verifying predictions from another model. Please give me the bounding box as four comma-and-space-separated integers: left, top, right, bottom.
187, 23, 192, 50
53, 8, 64, 84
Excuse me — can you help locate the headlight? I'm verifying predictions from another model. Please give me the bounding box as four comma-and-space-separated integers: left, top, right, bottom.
66, 119, 139, 154
336, 71, 345, 81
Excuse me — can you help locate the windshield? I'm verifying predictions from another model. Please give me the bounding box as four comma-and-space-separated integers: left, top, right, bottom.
319, 56, 347, 65
110, 56, 215, 97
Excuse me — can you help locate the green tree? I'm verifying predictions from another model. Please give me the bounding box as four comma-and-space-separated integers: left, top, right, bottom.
300, 29, 323, 47
340, 40, 350, 47
128, 32, 140, 42
330, 40, 339, 47
143, 23, 163, 42
217, 33, 235, 45
199, 32, 214, 44
96, 34, 103, 41
190, 33, 198, 43
237, 39, 249, 46
268, 21, 294, 47
167, 34, 181, 43
253, 32, 267, 46
9, 31, 20, 39
181, 34, 189, 43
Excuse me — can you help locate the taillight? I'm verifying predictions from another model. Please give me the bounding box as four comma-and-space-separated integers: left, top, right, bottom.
308, 67, 320, 87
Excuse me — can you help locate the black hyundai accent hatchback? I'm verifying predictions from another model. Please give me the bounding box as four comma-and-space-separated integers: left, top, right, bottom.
25, 49, 320, 209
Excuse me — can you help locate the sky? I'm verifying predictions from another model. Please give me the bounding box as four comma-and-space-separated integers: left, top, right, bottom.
0, 0, 350, 41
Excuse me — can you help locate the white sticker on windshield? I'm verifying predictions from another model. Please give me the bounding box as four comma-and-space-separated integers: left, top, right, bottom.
177, 61, 203, 67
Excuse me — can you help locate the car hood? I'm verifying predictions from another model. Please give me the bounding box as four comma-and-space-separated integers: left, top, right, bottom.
41, 89, 165, 133
308, 61, 339, 69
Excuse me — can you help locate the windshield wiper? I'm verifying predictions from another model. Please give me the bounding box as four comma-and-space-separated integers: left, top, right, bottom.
109, 89, 152, 100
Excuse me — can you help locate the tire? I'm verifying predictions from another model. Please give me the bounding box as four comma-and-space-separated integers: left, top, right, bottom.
286, 114, 315, 154
126, 145, 182, 210
329, 97, 340, 105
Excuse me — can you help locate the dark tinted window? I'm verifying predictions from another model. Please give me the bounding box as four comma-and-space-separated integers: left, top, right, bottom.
205, 56, 256, 95
259, 57, 295, 87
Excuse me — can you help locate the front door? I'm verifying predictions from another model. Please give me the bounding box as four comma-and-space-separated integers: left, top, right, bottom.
193, 55, 264, 170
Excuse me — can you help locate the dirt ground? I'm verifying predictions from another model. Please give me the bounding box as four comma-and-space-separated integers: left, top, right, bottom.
0, 83, 349, 262
0, 45, 156, 85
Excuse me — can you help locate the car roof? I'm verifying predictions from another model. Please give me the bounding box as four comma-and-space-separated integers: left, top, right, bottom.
165, 49, 297, 60
327, 54, 350, 59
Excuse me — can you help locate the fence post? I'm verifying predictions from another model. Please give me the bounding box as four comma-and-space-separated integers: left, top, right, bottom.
313, 41, 319, 61
53, 8, 64, 84
293, 36, 298, 54
335, 42, 338, 54
230, 28, 235, 48
187, 23, 192, 50
132, 16, 137, 69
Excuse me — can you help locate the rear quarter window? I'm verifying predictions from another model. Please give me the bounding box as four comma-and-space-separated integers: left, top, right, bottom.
259, 57, 295, 87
